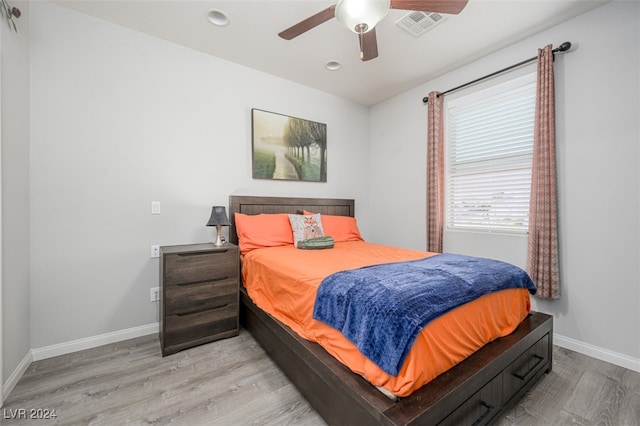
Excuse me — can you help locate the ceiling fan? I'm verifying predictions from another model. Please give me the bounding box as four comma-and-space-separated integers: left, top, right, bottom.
278, 0, 469, 62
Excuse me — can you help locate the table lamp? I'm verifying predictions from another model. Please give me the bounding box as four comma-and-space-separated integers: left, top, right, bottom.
206, 206, 230, 246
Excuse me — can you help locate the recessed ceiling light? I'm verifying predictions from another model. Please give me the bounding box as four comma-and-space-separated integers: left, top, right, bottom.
326, 60, 341, 71
206, 9, 229, 27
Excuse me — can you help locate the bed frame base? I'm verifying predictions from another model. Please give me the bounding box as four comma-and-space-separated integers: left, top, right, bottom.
241, 289, 552, 426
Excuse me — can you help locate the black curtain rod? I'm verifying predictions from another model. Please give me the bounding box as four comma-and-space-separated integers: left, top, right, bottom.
422, 41, 572, 103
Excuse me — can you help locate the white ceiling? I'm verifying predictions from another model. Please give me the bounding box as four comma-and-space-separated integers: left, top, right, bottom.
54, 0, 609, 106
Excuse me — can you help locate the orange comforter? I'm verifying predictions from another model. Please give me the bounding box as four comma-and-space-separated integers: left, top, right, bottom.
242, 241, 531, 397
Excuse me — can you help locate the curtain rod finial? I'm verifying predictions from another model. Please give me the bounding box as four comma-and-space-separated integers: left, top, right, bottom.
557, 41, 571, 52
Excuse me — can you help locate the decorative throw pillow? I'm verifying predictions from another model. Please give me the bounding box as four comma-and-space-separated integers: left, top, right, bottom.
288, 214, 325, 247
303, 211, 364, 242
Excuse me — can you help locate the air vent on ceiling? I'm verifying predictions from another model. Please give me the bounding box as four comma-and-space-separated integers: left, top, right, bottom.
396, 11, 447, 37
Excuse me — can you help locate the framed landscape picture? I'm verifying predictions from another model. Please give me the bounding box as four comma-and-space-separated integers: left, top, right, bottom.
251, 108, 327, 182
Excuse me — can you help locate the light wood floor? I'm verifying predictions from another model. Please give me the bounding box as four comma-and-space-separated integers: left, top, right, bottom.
3, 329, 639, 425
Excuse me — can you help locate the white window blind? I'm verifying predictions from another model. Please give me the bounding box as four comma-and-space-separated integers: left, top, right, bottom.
446, 74, 535, 234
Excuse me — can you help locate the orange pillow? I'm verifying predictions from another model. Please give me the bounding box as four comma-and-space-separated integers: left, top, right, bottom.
303, 211, 364, 243
234, 213, 294, 254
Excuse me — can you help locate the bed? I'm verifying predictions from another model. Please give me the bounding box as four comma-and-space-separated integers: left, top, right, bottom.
229, 195, 552, 425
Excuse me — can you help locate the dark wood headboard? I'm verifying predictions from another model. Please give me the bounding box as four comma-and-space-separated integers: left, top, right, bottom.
228, 195, 355, 245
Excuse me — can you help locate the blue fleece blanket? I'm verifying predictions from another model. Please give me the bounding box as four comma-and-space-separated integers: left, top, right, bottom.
312, 253, 537, 376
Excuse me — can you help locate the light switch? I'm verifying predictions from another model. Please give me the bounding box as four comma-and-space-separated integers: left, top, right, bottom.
151, 201, 161, 215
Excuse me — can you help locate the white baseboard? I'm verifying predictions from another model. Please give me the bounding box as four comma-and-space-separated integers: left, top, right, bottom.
2, 350, 33, 404
554, 333, 640, 373
31, 322, 159, 362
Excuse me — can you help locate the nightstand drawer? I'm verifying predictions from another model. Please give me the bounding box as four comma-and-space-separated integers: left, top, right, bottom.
164, 279, 237, 316
164, 249, 237, 285
163, 303, 238, 350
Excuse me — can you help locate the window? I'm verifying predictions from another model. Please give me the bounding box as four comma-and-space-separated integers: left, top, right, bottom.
446, 73, 535, 234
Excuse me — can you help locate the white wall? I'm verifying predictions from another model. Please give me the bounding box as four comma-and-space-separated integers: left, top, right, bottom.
370, 0, 640, 364
28, 2, 370, 349
1, 0, 30, 400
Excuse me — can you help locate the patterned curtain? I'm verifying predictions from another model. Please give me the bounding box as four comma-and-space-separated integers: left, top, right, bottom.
426, 91, 444, 253
527, 45, 560, 299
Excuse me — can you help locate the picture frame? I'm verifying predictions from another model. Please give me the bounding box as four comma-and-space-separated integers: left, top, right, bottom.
251, 108, 327, 182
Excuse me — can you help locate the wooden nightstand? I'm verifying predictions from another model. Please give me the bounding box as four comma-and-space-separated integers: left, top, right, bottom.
159, 243, 239, 356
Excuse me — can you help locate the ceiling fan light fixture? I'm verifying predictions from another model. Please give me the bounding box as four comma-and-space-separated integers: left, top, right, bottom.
335, 0, 390, 34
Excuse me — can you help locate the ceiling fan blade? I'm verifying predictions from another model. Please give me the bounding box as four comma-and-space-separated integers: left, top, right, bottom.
359, 28, 379, 62
278, 5, 336, 40
390, 0, 469, 14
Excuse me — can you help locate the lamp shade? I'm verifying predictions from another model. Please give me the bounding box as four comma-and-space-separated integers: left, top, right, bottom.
206, 206, 230, 227
335, 0, 390, 33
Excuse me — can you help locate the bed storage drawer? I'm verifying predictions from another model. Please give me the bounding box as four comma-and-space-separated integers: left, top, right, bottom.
160, 243, 239, 356
503, 333, 550, 403
438, 373, 502, 426
439, 332, 551, 425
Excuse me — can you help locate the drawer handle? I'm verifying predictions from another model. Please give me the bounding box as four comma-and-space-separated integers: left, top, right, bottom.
176, 303, 229, 316
513, 354, 545, 381
176, 276, 229, 286
178, 250, 228, 257
471, 402, 494, 426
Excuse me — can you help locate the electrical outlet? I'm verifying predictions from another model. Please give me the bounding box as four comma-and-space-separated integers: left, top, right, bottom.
150, 287, 160, 302
151, 245, 160, 258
